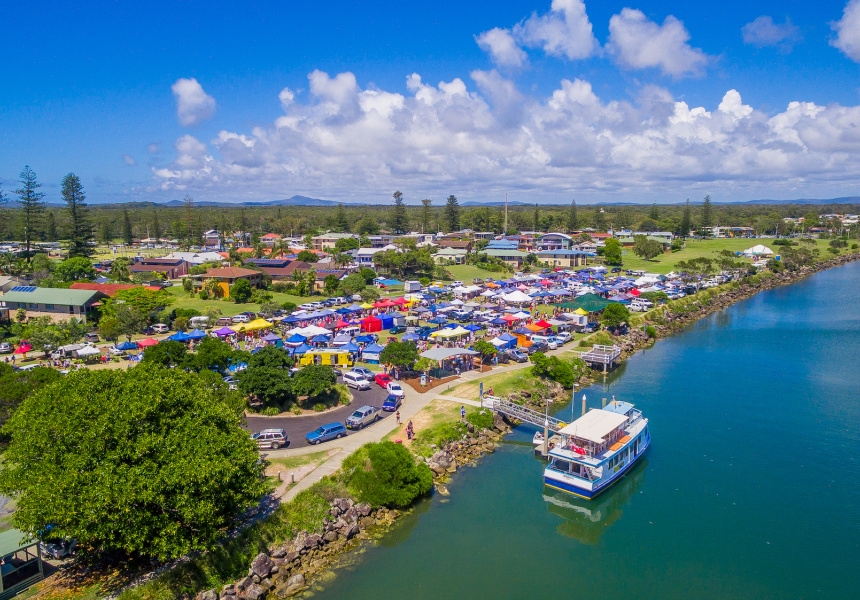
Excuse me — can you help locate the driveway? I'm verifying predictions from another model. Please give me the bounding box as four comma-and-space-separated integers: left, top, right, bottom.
245, 380, 393, 450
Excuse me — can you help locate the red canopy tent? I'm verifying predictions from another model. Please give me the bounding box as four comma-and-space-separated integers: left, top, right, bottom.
375, 299, 397, 308
137, 338, 159, 347
540, 279, 553, 286
533, 319, 553, 329
333, 319, 351, 329
14, 343, 32, 354
392, 297, 408, 305
629, 288, 641, 297
502, 313, 517, 323
360, 315, 383, 333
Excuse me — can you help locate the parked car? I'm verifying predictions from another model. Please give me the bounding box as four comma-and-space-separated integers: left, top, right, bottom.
545, 337, 561, 350
152, 323, 170, 333
0, 342, 13, 354
346, 405, 381, 429
382, 394, 402, 411
39, 537, 77, 560
582, 322, 599, 333
252, 428, 288, 449
343, 371, 371, 390
417, 326, 435, 340
84, 332, 100, 343
305, 422, 347, 445
232, 314, 250, 323
350, 367, 375, 380
389, 325, 406, 334
451, 280, 463, 287
222, 376, 238, 390
555, 331, 573, 344
298, 303, 315, 310
374, 373, 392, 388
527, 341, 549, 354
386, 382, 405, 398
506, 349, 528, 363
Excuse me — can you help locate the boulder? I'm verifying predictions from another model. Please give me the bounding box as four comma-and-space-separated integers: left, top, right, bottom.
344, 524, 360, 539
428, 461, 446, 475
304, 533, 322, 550
323, 530, 338, 543
250, 553, 274, 579
242, 583, 266, 600
277, 574, 305, 597
236, 577, 253, 591
197, 590, 218, 600
269, 543, 289, 559
430, 451, 452, 469
356, 503, 372, 517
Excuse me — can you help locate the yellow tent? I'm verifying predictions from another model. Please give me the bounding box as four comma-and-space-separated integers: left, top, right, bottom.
574, 308, 589, 316
231, 318, 274, 332
360, 302, 375, 309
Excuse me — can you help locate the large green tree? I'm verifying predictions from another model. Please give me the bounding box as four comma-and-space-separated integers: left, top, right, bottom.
391, 190, 408, 234
601, 303, 630, 329
16, 166, 46, 262
679, 199, 692, 238
632, 235, 664, 261
53, 257, 96, 282
420, 198, 432, 233
603, 238, 623, 265
379, 341, 419, 369
444, 195, 460, 232
291, 364, 337, 401
567, 199, 578, 232
340, 441, 432, 508
62, 173, 93, 257
0, 363, 61, 442
0, 364, 264, 560
701, 195, 713, 231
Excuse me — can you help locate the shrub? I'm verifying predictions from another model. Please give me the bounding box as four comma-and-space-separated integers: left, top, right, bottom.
261, 406, 281, 416
334, 383, 352, 405
412, 421, 467, 456
313, 403, 326, 412
291, 405, 302, 415
281, 301, 298, 312
645, 325, 657, 338
466, 408, 495, 430
340, 442, 433, 508
852, 243, 859, 250
198, 290, 208, 300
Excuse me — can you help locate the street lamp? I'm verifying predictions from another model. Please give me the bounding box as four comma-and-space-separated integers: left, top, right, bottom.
543, 397, 551, 457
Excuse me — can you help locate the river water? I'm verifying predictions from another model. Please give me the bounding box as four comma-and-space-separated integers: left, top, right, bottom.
312, 262, 860, 600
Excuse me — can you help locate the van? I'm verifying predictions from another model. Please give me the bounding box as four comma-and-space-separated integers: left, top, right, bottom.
343, 372, 371, 390
189, 316, 210, 329
216, 317, 233, 326
84, 332, 100, 343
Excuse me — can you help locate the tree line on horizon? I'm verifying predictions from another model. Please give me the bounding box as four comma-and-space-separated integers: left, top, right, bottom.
2, 168, 857, 247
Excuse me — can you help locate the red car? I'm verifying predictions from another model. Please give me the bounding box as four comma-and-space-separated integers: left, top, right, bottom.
374, 373, 392, 388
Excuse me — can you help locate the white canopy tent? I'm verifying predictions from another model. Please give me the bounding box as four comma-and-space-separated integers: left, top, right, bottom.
742, 244, 774, 257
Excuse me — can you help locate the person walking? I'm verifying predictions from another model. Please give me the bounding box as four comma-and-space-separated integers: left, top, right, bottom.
396, 410, 401, 425
460, 405, 466, 422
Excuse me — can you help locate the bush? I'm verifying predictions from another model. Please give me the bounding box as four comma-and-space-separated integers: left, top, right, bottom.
261, 406, 281, 416
281, 301, 298, 312
334, 383, 352, 405
645, 325, 657, 338
852, 243, 859, 250
291, 405, 302, 415
198, 290, 208, 300
313, 403, 326, 412
340, 442, 433, 508
411, 421, 467, 457
466, 408, 495, 430
772, 238, 793, 246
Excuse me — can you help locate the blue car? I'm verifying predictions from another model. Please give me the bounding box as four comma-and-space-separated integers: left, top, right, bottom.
305, 422, 347, 445
382, 394, 402, 412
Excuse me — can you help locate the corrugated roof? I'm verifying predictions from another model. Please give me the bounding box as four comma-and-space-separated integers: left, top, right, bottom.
559, 409, 628, 444
70, 282, 137, 297
0, 287, 104, 306
205, 267, 261, 278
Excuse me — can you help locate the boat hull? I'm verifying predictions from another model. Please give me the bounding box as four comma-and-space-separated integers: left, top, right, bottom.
544, 436, 650, 500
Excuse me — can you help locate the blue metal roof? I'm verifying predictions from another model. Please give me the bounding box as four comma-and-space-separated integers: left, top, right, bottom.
602, 401, 635, 416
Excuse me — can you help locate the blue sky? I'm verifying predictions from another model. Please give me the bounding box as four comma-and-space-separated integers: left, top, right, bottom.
1, 0, 859, 204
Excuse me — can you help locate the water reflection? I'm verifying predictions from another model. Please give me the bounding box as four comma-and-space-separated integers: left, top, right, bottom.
542, 458, 648, 545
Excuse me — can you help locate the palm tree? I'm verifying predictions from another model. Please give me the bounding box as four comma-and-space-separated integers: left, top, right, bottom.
110, 257, 131, 282
204, 278, 223, 299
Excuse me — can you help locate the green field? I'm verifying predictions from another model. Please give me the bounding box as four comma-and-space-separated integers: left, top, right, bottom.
445, 264, 501, 282
616, 238, 834, 274
165, 286, 310, 317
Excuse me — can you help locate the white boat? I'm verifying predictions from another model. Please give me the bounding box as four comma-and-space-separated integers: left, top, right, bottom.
543, 399, 650, 500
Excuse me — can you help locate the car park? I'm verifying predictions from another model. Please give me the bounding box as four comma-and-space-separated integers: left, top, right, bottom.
305, 422, 347, 445
374, 373, 392, 388
506, 349, 528, 363
343, 371, 371, 390
346, 405, 381, 429
386, 382, 405, 398
382, 394, 402, 411
252, 428, 288, 449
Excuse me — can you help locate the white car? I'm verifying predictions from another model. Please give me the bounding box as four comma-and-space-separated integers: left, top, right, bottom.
386, 382, 405, 398
152, 323, 170, 333
231, 314, 251, 323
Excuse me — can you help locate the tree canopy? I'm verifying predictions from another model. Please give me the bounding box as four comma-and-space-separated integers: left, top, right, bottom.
603, 238, 623, 265
340, 441, 433, 508
53, 257, 96, 282
379, 341, 419, 368
0, 364, 264, 560
230, 278, 253, 303
601, 303, 630, 329
632, 235, 663, 261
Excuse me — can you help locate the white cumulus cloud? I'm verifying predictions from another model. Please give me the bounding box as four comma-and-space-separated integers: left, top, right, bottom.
475, 28, 528, 67
151, 70, 860, 202
832, 0, 860, 62
607, 8, 708, 77
513, 0, 598, 60
742, 16, 801, 50
171, 78, 217, 126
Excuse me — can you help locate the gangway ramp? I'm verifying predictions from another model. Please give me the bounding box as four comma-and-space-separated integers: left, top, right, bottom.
481, 395, 567, 433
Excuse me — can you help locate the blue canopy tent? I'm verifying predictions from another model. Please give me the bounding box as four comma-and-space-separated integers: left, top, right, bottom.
168, 331, 191, 342
490, 317, 508, 326
286, 334, 307, 344
401, 332, 419, 342
292, 343, 311, 355
378, 314, 394, 329
362, 343, 385, 363
341, 342, 360, 353
116, 341, 138, 351
283, 315, 301, 323
311, 334, 331, 344
429, 316, 448, 324
464, 323, 483, 332
498, 332, 517, 342
186, 329, 207, 340
356, 334, 375, 344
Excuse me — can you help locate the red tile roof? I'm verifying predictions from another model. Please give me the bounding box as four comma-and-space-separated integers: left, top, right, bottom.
205, 267, 262, 278
69, 282, 137, 297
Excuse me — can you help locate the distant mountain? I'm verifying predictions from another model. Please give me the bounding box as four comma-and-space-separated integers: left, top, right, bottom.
159, 195, 339, 207
461, 200, 531, 206
738, 197, 860, 205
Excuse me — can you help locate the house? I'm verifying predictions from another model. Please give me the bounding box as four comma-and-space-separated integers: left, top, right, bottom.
619, 235, 672, 250
203, 267, 263, 298
129, 258, 189, 279
260, 233, 282, 247
256, 260, 312, 280
480, 248, 528, 268
536, 233, 574, 252
0, 286, 107, 323
486, 239, 519, 251
536, 249, 588, 268
366, 234, 399, 248
0, 275, 18, 293
437, 239, 473, 253
312, 233, 357, 251
166, 251, 224, 265
353, 247, 384, 267
202, 230, 221, 249
433, 248, 467, 264
313, 269, 348, 291
69, 282, 138, 297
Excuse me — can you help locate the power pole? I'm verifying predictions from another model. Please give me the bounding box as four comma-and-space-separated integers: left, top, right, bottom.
503, 191, 508, 235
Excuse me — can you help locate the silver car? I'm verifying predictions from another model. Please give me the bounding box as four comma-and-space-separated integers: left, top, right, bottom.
345, 405, 381, 430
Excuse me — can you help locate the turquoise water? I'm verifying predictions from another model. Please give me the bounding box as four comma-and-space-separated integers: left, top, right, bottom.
314, 263, 860, 600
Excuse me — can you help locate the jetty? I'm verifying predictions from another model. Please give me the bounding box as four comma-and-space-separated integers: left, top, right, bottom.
578, 344, 622, 372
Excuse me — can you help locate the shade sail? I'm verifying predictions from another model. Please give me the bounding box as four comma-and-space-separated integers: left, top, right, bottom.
555, 293, 616, 313
77, 345, 101, 356
420, 347, 479, 361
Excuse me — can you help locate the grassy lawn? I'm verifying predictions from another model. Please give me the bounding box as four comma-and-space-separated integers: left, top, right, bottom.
441, 368, 539, 401
617, 238, 834, 274
445, 264, 504, 282
165, 286, 309, 317
382, 398, 463, 443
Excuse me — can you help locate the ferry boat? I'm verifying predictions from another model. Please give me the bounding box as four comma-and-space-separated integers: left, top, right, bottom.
543, 399, 650, 500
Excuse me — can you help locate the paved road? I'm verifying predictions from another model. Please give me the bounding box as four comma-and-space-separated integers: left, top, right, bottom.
245, 380, 394, 450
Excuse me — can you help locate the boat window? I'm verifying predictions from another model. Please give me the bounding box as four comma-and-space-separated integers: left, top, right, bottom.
553, 459, 570, 472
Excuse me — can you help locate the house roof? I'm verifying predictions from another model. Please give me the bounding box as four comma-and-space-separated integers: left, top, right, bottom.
481, 249, 527, 258
70, 282, 138, 297
436, 248, 468, 256
261, 233, 281, 239
204, 267, 262, 278
0, 287, 106, 306
129, 264, 177, 273
439, 240, 471, 249
536, 249, 587, 256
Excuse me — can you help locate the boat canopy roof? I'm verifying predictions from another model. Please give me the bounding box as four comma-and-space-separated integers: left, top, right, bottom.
601, 400, 635, 416
559, 409, 628, 444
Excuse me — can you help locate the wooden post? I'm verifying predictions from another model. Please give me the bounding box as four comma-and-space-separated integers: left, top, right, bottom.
582, 395, 587, 416
602, 397, 607, 407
